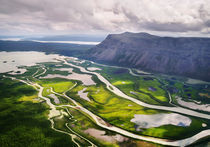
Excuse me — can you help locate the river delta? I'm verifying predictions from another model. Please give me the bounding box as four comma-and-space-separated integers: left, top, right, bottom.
0, 51, 210, 147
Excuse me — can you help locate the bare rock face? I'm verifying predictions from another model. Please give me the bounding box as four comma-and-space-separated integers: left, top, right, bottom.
87, 32, 210, 81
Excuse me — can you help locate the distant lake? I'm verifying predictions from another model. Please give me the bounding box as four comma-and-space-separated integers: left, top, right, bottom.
0, 51, 60, 73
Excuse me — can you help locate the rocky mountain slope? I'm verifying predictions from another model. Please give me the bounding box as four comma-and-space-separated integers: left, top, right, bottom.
87, 32, 210, 81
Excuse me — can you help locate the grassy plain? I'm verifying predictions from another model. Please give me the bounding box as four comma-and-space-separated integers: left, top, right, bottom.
1, 58, 209, 146
39, 78, 75, 94
0, 77, 75, 147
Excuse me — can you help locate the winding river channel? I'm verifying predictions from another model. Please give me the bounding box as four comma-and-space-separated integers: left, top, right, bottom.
48, 57, 209, 146
6, 56, 210, 147
61, 58, 210, 120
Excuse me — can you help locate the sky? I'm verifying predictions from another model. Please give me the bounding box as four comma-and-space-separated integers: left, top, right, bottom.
0, 0, 210, 37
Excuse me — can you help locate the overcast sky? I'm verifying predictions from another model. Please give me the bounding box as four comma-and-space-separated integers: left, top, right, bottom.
1, 0, 210, 36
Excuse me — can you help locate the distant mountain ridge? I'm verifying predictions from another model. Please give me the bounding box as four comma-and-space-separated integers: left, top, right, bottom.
26, 34, 106, 42
0, 40, 93, 57
87, 32, 210, 81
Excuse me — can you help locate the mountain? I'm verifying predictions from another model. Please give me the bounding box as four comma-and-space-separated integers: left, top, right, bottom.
0, 40, 93, 57
87, 32, 210, 81
25, 34, 106, 42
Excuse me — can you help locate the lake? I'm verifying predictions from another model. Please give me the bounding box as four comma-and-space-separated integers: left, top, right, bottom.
0, 51, 60, 73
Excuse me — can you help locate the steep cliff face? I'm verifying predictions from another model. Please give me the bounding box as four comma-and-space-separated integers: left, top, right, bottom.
88, 32, 210, 81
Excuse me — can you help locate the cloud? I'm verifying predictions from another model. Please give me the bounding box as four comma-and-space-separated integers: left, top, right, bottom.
0, 0, 210, 36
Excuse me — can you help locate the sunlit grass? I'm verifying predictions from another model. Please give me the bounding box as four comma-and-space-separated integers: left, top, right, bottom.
67, 83, 166, 134
138, 78, 168, 102
112, 80, 133, 86
18, 94, 39, 103
39, 78, 75, 93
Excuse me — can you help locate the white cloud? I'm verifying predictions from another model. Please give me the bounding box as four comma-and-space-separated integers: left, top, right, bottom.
0, 0, 210, 36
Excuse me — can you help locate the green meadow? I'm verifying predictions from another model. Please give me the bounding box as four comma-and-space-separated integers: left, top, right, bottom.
0, 58, 209, 146
0, 77, 75, 147
66, 76, 208, 140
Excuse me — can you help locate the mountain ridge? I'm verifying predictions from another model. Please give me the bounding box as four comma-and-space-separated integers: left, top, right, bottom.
86, 32, 210, 81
